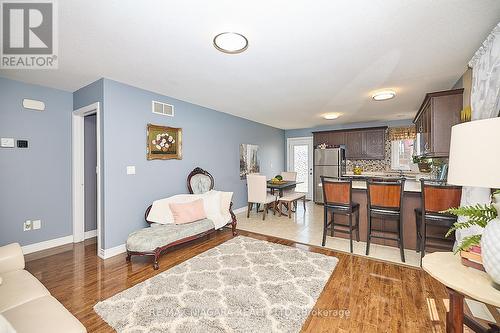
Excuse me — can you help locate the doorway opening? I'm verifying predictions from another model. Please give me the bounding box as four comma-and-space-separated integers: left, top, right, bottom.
72, 102, 103, 257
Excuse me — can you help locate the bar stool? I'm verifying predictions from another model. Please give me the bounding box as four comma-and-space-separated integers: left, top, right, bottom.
321, 176, 360, 253
366, 178, 406, 262
415, 179, 462, 264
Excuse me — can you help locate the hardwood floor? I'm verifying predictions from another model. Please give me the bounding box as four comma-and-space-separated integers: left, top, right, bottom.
25, 229, 449, 332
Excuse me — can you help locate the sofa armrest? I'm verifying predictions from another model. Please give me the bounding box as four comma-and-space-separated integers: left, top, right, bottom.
0, 243, 25, 274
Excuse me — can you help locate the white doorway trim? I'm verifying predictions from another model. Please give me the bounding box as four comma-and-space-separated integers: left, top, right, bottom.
286, 136, 314, 200
72, 102, 103, 258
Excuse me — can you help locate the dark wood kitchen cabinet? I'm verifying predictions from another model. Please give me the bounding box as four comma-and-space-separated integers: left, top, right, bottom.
413, 89, 463, 157
364, 129, 386, 159
345, 131, 364, 159
313, 127, 386, 160
329, 131, 345, 146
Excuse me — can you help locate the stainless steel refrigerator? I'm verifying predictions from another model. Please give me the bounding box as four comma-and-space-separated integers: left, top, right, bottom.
314, 148, 346, 203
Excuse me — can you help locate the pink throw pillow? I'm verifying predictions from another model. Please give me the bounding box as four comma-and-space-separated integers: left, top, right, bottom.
169, 199, 207, 224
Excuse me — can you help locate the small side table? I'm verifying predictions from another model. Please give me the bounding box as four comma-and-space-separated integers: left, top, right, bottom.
422, 252, 500, 333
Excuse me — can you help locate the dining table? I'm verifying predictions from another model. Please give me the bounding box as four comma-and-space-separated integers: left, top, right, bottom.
267, 180, 302, 197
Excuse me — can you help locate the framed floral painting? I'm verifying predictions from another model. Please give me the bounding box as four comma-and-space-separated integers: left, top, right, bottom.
147, 124, 182, 160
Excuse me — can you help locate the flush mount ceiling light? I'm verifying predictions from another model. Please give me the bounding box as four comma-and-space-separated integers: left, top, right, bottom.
213, 32, 248, 54
323, 113, 342, 120
372, 90, 396, 101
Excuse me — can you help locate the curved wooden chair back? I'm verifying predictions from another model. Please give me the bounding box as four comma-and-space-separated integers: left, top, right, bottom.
321, 176, 352, 207
367, 178, 405, 211
421, 179, 462, 214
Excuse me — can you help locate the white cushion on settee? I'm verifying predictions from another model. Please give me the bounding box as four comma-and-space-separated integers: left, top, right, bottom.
147, 190, 233, 229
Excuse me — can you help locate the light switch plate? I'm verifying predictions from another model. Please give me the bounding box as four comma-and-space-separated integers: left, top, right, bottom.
126, 166, 136, 175
32, 220, 41, 230
23, 220, 32, 231
1, 138, 15, 148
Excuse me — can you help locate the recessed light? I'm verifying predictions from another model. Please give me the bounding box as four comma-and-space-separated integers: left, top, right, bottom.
213, 32, 248, 54
323, 113, 342, 120
372, 90, 396, 101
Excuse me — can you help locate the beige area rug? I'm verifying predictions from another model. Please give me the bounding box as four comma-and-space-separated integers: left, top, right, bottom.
94, 236, 338, 333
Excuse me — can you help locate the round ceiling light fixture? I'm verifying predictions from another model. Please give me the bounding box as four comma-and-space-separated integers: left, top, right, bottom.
213, 32, 248, 54
372, 90, 396, 101
323, 113, 342, 120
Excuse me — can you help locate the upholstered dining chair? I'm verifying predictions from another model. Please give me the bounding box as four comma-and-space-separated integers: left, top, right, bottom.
247, 174, 277, 220
280, 171, 297, 195
280, 171, 297, 182
187, 167, 214, 194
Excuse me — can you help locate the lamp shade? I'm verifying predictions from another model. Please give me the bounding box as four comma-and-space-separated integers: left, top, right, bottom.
447, 116, 500, 188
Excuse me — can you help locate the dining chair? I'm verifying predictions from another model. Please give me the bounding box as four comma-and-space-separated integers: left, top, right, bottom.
366, 177, 406, 262
279, 171, 307, 215
415, 179, 462, 265
321, 176, 360, 253
279, 171, 297, 194
247, 174, 277, 220
280, 171, 297, 182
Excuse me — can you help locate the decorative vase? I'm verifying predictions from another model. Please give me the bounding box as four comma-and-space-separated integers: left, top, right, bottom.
482, 193, 500, 290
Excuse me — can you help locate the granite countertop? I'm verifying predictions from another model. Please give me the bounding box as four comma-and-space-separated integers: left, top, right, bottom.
343, 171, 424, 193
351, 179, 421, 193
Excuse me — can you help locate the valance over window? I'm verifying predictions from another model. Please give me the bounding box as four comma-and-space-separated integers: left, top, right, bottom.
388, 126, 416, 141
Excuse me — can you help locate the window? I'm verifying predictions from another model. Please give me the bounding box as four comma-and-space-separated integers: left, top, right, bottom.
391, 139, 415, 171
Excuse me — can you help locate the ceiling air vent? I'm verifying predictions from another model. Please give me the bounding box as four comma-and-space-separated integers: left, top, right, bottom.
152, 101, 174, 117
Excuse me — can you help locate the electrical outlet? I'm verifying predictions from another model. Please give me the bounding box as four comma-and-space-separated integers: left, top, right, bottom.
23, 220, 32, 231
32, 219, 41, 230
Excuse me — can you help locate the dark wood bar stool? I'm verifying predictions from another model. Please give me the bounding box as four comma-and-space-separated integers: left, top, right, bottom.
416, 179, 462, 264
321, 176, 360, 253
366, 178, 406, 262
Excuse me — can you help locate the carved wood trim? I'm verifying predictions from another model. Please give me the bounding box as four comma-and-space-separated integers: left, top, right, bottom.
187, 167, 215, 194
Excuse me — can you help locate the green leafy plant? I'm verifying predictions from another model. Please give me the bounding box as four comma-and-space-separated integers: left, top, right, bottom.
412, 155, 427, 164
444, 197, 498, 253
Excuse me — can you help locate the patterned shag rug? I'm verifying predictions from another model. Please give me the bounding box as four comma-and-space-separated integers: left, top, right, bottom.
94, 236, 338, 333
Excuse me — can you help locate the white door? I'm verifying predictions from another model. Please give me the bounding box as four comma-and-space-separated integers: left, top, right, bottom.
287, 137, 314, 200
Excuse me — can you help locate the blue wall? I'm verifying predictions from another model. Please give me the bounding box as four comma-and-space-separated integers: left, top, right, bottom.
99, 79, 285, 249
1, 77, 285, 250
0, 77, 73, 246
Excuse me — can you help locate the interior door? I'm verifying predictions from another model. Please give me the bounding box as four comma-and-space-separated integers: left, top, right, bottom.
287, 137, 313, 200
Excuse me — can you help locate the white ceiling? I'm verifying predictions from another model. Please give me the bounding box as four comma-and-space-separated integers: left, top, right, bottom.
2, 0, 499, 129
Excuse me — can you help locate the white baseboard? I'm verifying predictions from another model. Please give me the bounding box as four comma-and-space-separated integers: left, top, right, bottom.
101, 243, 126, 259
84, 229, 97, 239
21, 235, 74, 255
233, 206, 248, 214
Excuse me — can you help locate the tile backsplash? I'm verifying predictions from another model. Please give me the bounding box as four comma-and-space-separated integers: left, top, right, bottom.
346, 136, 392, 172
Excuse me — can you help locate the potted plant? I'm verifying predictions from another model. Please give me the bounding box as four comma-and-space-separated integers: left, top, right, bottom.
412, 155, 432, 173
444, 190, 500, 289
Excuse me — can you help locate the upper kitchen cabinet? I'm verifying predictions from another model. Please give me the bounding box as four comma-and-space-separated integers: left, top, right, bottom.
313, 130, 345, 147
345, 131, 364, 159
314, 127, 386, 160
364, 128, 386, 159
413, 89, 463, 157
329, 131, 346, 146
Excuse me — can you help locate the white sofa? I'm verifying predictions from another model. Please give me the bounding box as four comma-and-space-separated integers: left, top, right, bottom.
0, 243, 86, 333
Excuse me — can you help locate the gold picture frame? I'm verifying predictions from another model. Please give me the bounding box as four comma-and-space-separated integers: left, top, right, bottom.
147, 124, 182, 160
